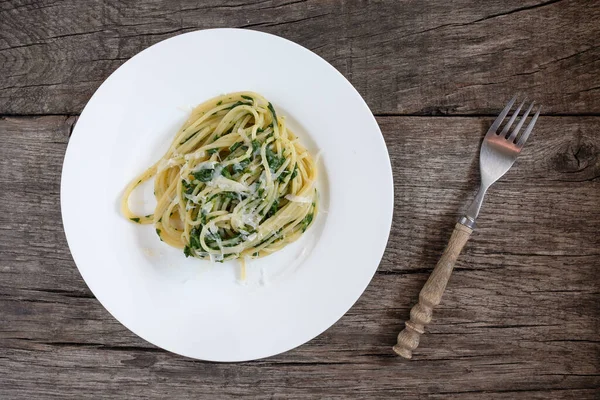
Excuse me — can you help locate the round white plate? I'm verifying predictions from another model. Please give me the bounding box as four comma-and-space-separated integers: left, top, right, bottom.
61, 28, 393, 361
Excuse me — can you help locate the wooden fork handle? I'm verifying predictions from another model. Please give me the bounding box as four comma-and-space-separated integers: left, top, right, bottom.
393, 223, 473, 359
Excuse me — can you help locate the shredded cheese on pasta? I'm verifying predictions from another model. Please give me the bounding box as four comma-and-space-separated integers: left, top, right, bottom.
121, 92, 318, 263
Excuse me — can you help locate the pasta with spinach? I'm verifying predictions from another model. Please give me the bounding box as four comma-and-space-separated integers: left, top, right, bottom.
121, 92, 318, 270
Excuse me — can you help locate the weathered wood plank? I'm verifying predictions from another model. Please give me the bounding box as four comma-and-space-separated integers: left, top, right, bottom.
1, 0, 599, 115
0, 115, 598, 398
0, 341, 598, 399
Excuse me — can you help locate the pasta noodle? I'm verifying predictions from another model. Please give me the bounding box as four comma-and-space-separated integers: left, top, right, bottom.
121, 92, 318, 264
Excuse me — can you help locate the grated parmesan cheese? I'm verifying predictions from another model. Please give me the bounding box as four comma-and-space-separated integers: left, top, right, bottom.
208, 175, 250, 193
192, 160, 218, 172
284, 194, 312, 203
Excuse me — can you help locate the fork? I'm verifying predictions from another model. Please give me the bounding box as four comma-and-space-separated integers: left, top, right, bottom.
393, 96, 540, 359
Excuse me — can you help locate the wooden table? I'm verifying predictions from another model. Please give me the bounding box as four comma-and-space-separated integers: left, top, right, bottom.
1, 1, 599, 398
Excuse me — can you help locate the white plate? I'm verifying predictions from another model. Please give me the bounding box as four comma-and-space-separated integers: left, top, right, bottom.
61, 29, 393, 361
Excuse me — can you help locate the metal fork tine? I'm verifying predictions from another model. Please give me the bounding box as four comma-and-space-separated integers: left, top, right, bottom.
516, 108, 540, 147
500, 99, 525, 137
486, 95, 516, 136
508, 102, 534, 142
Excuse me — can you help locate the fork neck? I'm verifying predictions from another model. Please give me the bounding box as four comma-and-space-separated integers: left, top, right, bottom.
459, 185, 490, 229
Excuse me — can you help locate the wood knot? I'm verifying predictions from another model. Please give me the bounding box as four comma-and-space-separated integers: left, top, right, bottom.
552, 140, 599, 181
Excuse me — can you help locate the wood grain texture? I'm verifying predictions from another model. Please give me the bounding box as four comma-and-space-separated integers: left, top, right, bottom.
1, 0, 600, 115
1, 114, 598, 398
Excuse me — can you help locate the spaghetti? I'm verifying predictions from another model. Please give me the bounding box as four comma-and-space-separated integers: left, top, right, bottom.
121, 92, 318, 266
